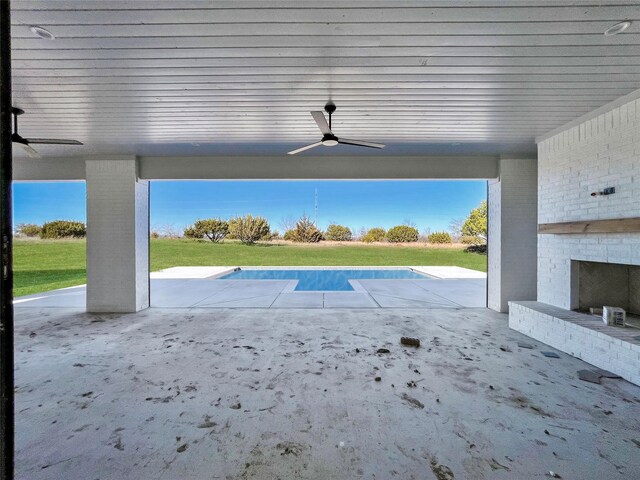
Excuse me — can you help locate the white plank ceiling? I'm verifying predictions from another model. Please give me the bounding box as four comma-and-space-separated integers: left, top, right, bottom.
9, 0, 640, 158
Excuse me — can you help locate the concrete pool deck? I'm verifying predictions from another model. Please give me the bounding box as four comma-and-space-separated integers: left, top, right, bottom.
14, 266, 486, 309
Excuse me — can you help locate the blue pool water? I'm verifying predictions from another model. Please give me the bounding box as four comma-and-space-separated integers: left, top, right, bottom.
219, 268, 429, 291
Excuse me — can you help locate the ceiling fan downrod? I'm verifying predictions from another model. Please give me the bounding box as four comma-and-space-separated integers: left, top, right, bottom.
325, 102, 336, 130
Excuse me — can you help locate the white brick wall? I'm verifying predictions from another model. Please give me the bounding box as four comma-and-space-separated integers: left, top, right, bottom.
86, 158, 149, 312
537, 94, 640, 309
487, 157, 538, 312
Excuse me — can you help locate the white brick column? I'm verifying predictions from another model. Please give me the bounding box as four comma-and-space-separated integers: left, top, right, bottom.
86, 157, 149, 312
487, 156, 538, 312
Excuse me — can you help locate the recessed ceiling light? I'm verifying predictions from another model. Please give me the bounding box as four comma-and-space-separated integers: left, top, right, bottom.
29, 25, 55, 40
604, 21, 631, 36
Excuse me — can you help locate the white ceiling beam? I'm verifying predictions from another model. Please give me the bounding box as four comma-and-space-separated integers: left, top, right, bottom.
139, 155, 500, 180
12, 154, 500, 181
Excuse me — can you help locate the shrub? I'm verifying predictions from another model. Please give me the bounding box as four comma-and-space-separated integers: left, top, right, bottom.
427, 231, 452, 244
361, 227, 386, 243
150, 231, 160, 239
461, 235, 484, 245
283, 229, 295, 241
228, 214, 270, 244
16, 223, 41, 237
183, 218, 228, 242
40, 220, 86, 239
386, 225, 419, 243
325, 224, 352, 241
286, 215, 323, 243
465, 244, 487, 255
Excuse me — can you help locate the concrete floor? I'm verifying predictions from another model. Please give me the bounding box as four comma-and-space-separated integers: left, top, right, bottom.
15, 307, 640, 479
14, 266, 487, 309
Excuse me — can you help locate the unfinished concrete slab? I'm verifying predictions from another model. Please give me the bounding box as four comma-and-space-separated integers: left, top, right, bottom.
14, 307, 640, 479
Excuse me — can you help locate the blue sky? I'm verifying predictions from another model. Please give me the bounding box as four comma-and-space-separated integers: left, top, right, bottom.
13, 180, 486, 234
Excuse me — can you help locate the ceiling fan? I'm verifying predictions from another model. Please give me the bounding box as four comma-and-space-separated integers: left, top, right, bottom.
11, 107, 82, 158
288, 102, 385, 155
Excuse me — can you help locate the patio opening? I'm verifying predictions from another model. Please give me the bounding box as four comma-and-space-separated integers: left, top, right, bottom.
147, 179, 488, 309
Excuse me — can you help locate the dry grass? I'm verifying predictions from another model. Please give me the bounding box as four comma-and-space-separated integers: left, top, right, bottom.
267, 240, 473, 249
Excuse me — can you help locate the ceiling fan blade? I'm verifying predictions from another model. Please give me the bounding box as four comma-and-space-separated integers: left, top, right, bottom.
310, 111, 331, 135
18, 143, 41, 158
287, 142, 323, 155
338, 138, 385, 149
25, 138, 83, 145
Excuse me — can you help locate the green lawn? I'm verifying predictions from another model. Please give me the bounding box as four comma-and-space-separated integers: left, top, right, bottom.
13, 238, 486, 297
14, 239, 87, 297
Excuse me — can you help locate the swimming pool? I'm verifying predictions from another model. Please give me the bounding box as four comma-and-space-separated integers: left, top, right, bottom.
219, 268, 429, 291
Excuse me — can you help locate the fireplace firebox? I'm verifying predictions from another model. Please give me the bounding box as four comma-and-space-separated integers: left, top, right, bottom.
571, 260, 640, 322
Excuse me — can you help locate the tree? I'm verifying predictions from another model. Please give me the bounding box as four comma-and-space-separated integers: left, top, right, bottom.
278, 215, 297, 232
402, 218, 417, 228
183, 218, 229, 242
448, 217, 464, 241
228, 214, 270, 244
325, 224, 352, 241
462, 200, 487, 240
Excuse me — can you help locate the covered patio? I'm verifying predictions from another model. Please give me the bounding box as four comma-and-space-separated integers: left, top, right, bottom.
2, 1, 640, 479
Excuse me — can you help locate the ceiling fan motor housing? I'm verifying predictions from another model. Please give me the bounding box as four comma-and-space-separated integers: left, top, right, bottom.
321, 134, 339, 146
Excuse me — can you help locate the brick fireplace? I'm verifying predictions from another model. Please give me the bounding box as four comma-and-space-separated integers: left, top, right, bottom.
509, 90, 640, 385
